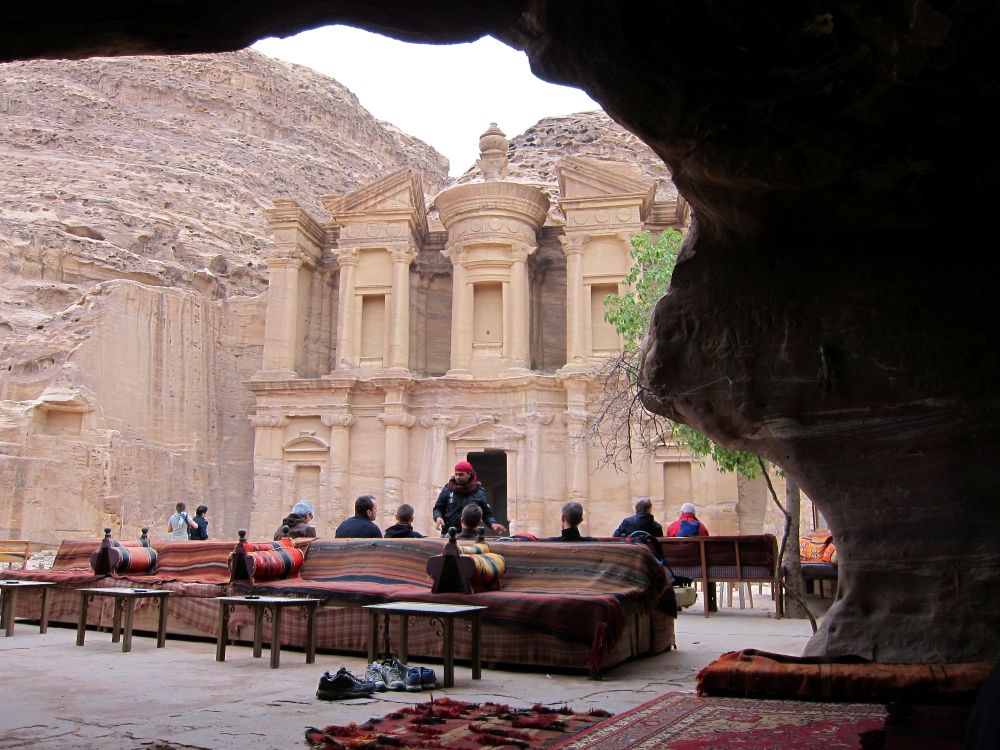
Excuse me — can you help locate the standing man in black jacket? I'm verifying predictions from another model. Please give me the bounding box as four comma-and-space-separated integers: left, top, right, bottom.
433, 460, 506, 536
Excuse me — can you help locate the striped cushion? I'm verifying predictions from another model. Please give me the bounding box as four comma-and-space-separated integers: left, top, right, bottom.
114, 545, 158, 575
469, 552, 506, 584
245, 547, 304, 582
242, 540, 294, 552
459, 542, 491, 555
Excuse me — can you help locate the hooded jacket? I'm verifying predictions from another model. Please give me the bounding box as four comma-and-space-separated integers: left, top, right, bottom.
384, 523, 424, 539
273, 512, 317, 540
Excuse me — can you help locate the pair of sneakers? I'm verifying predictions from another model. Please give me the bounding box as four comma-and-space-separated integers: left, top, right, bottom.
316, 666, 376, 700
365, 658, 436, 692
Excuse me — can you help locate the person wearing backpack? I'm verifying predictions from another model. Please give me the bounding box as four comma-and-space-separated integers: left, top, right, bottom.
667, 502, 710, 537
667, 502, 715, 611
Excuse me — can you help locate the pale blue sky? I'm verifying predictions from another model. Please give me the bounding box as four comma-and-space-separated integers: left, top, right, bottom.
253, 26, 600, 176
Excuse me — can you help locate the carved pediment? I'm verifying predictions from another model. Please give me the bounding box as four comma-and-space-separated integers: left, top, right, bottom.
283, 431, 330, 453
557, 156, 654, 202
322, 168, 428, 238
447, 416, 524, 444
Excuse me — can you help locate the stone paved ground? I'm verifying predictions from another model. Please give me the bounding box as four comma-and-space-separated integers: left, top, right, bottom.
0, 589, 831, 750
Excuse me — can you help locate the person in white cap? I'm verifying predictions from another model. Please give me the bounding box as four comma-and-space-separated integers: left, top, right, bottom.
667, 502, 710, 537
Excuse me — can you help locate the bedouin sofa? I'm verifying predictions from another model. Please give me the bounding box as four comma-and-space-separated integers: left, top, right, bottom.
5, 534, 674, 677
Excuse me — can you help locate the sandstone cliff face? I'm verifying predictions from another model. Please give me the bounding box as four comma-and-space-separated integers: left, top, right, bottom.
0, 50, 449, 543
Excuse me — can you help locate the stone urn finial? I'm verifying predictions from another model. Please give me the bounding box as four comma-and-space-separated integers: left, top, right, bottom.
477, 123, 509, 182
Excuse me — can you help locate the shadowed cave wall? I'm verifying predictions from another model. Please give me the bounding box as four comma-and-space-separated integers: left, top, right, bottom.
4, 1, 999, 663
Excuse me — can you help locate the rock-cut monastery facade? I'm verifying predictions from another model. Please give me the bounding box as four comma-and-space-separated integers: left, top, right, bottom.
247, 126, 775, 539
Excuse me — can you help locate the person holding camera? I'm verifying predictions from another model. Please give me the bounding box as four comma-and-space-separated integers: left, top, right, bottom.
166, 502, 197, 541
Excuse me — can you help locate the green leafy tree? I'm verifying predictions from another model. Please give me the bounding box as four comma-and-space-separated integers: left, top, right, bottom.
601, 229, 761, 479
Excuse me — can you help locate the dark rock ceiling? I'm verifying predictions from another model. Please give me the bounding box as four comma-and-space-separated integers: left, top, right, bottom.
4, 1, 999, 664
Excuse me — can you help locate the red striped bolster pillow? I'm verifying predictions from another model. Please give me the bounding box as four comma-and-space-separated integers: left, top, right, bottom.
115, 545, 158, 575
246, 547, 304, 581
242, 540, 294, 552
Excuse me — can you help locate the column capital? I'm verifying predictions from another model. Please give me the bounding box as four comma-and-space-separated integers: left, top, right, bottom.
558, 234, 587, 256
419, 413, 460, 429
379, 412, 416, 428
266, 252, 306, 269
321, 413, 355, 429
389, 242, 418, 264
333, 247, 359, 267
511, 242, 536, 263
515, 411, 554, 427
561, 410, 590, 428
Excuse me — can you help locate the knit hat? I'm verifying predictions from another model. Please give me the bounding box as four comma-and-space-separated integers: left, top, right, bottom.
680, 502, 697, 515
454, 460, 474, 474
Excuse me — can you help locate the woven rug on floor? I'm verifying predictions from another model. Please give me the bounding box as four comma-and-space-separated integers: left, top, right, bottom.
304, 697, 612, 749
549, 691, 886, 750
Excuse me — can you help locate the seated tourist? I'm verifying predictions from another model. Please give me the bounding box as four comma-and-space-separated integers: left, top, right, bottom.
384, 503, 424, 538
548, 501, 596, 542
456, 503, 483, 540
612, 497, 664, 538
274, 500, 317, 540
667, 502, 710, 537
335, 495, 382, 538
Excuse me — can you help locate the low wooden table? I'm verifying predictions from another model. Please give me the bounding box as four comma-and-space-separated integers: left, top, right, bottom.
0, 580, 55, 637
215, 595, 319, 669
76, 587, 170, 652
364, 602, 487, 688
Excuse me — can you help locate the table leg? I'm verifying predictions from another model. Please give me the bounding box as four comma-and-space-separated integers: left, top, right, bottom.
305, 603, 316, 664
156, 595, 168, 648
215, 601, 228, 662
269, 605, 282, 669
2, 589, 15, 637
252, 605, 264, 658
367, 611, 378, 663
471, 613, 482, 680
122, 598, 135, 653
76, 592, 89, 646
400, 615, 409, 665
112, 596, 124, 643
40, 588, 50, 634
442, 616, 455, 688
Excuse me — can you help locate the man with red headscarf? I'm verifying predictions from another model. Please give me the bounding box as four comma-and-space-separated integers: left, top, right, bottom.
433, 460, 506, 536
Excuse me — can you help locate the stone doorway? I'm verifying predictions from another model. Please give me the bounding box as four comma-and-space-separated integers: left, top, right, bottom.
467, 451, 508, 529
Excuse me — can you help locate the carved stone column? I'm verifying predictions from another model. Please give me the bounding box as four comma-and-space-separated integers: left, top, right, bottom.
515, 411, 554, 533
387, 243, 416, 372
261, 199, 324, 378
248, 413, 288, 537
558, 234, 587, 368
333, 248, 358, 371
321, 413, 354, 536
506, 244, 533, 374
559, 374, 591, 515
418, 413, 460, 526
379, 411, 416, 518
261, 256, 303, 375
443, 245, 472, 378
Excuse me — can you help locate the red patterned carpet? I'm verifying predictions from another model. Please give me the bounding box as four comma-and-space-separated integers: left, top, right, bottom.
304, 697, 611, 749
549, 692, 886, 750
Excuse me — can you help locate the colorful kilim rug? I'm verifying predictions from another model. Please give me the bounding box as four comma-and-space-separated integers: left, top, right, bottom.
304, 697, 612, 749
549, 691, 886, 750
